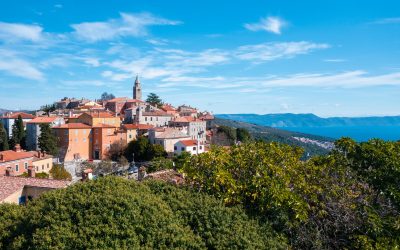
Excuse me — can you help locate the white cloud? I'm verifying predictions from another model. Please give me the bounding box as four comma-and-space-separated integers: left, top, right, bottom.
324, 59, 346, 63
244, 16, 287, 34
0, 22, 43, 42
0, 57, 44, 81
71, 12, 181, 42
236, 41, 330, 62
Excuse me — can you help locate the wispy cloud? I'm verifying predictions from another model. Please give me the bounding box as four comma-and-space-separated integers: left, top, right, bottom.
0, 52, 44, 81
324, 59, 346, 63
370, 17, 400, 24
236, 41, 330, 62
244, 16, 287, 34
71, 12, 182, 42
0, 22, 43, 42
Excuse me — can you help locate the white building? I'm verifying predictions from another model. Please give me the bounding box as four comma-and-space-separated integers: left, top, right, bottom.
26, 117, 65, 151
169, 117, 207, 143
0, 112, 35, 137
125, 105, 173, 127
148, 127, 191, 153
174, 140, 205, 155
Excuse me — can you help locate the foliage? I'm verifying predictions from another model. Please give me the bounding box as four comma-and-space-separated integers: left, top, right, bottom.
124, 136, 167, 162
148, 157, 174, 173
106, 141, 125, 162
236, 127, 252, 142
38, 123, 58, 155
216, 125, 236, 144
49, 164, 72, 180
10, 115, 26, 149
0, 177, 285, 249
100, 92, 115, 101
0, 121, 9, 151
180, 141, 400, 249
173, 151, 191, 169
40, 103, 56, 114
19, 172, 49, 179
146, 93, 163, 107
94, 160, 114, 175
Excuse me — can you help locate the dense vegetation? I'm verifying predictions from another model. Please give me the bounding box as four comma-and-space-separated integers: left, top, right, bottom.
0, 121, 8, 151
0, 178, 285, 249
38, 123, 58, 155
180, 139, 400, 249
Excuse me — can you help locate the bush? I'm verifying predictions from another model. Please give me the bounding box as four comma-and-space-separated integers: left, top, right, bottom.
49, 164, 72, 180
0, 177, 285, 249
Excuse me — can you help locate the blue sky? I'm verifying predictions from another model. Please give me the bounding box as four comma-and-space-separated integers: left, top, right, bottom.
0, 0, 399, 117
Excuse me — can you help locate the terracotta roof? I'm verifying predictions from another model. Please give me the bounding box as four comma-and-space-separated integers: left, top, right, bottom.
123, 124, 154, 130
0, 176, 71, 201
0, 112, 35, 119
53, 123, 91, 129
161, 105, 177, 112
107, 97, 144, 103
80, 112, 116, 118
178, 140, 199, 147
92, 123, 118, 128
0, 150, 33, 162
142, 111, 173, 117
27, 117, 59, 124
199, 114, 215, 120
173, 116, 196, 122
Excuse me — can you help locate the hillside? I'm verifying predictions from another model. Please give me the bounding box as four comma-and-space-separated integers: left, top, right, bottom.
217, 113, 400, 127
214, 118, 334, 157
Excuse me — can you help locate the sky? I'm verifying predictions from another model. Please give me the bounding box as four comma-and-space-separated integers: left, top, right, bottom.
0, 0, 399, 117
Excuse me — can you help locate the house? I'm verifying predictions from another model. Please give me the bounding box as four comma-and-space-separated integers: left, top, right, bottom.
0, 112, 35, 137
53, 123, 92, 162
122, 124, 154, 143
91, 124, 126, 160
30, 151, 54, 174
125, 106, 173, 127
170, 116, 207, 142
104, 97, 144, 115
199, 113, 215, 130
75, 111, 120, 127
0, 145, 34, 176
0, 174, 71, 204
174, 140, 205, 155
148, 127, 191, 153
26, 116, 65, 151
177, 105, 198, 118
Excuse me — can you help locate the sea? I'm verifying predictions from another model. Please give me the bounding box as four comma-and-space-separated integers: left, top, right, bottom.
280, 126, 400, 142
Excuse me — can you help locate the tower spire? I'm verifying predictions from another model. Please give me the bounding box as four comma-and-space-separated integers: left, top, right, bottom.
133, 74, 142, 100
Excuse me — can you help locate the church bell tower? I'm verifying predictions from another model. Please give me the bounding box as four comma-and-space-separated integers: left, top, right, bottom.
133, 75, 142, 100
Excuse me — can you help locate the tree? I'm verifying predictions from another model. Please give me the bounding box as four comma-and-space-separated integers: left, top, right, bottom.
236, 128, 252, 143
0, 122, 9, 151
146, 93, 163, 107
148, 157, 174, 173
40, 103, 56, 114
10, 115, 26, 149
38, 123, 58, 155
173, 151, 191, 169
100, 92, 115, 101
0, 177, 285, 249
106, 141, 125, 162
124, 137, 167, 162
49, 164, 72, 180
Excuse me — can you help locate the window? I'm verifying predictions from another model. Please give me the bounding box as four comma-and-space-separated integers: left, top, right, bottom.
83, 138, 86, 142
200, 146, 203, 150
42, 165, 44, 170
24, 162, 28, 169
150, 117, 153, 121
64, 130, 68, 135
193, 147, 196, 150
174, 146, 177, 150
145, 117, 147, 121
181, 147, 185, 151
129, 134, 132, 139
74, 138, 78, 142
36, 166, 38, 171
83, 130, 86, 134
75, 130, 78, 136
15, 164, 19, 172
47, 163, 50, 168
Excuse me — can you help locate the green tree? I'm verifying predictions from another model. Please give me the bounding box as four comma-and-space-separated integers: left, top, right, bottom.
49, 164, 72, 180
146, 93, 163, 107
236, 128, 252, 142
0, 121, 9, 151
38, 123, 58, 155
100, 92, 115, 101
10, 115, 26, 149
40, 103, 56, 114
148, 157, 174, 173
124, 137, 167, 162
173, 151, 191, 169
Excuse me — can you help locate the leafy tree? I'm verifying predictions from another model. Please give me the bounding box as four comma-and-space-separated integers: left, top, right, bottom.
38, 123, 58, 155
106, 141, 125, 162
146, 93, 163, 107
0, 121, 9, 151
10, 115, 26, 149
217, 125, 236, 144
0, 177, 285, 249
100, 92, 115, 101
40, 103, 56, 114
124, 137, 167, 162
236, 127, 252, 142
49, 164, 72, 180
20, 172, 49, 179
94, 160, 114, 175
173, 151, 191, 169
148, 157, 174, 173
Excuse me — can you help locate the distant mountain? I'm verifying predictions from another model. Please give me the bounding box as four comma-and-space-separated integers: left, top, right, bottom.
216, 113, 400, 127
0, 108, 34, 115
214, 118, 335, 158
216, 114, 400, 141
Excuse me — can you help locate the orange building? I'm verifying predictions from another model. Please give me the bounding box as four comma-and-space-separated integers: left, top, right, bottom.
75, 111, 120, 126
92, 124, 126, 160
0, 145, 34, 176
53, 123, 92, 162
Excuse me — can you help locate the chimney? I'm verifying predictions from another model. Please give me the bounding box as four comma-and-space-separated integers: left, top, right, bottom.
5, 167, 13, 176
28, 166, 36, 178
14, 144, 21, 152
37, 150, 41, 158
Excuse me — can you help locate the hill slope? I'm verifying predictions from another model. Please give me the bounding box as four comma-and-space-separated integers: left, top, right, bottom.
214, 118, 334, 157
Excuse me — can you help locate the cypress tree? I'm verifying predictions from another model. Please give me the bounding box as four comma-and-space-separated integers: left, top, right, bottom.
38, 123, 58, 156
10, 115, 26, 149
0, 121, 9, 151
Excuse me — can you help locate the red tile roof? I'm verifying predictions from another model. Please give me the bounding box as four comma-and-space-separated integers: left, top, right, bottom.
92, 123, 118, 128
161, 105, 177, 112
27, 117, 59, 124
123, 124, 154, 130
80, 112, 116, 118
178, 140, 199, 147
0, 150, 33, 162
0, 176, 71, 201
199, 114, 215, 120
106, 97, 144, 103
53, 123, 91, 129
0, 112, 35, 119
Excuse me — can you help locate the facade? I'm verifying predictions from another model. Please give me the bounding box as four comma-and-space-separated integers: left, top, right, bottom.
199, 113, 215, 130
170, 117, 207, 142
75, 111, 120, 126
0, 175, 70, 204
53, 123, 92, 162
126, 106, 173, 127
104, 97, 143, 115
31, 151, 54, 174
174, 140, 204, 155
92, 124, 126, 160
0, 112, 35, 137
148, 127, 191, 153
122, 124, 154, 143
0, 145, 33, 176
26, 117, 65, 150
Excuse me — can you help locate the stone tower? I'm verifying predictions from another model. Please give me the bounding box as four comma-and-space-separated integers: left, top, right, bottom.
133, 75, 142, 100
